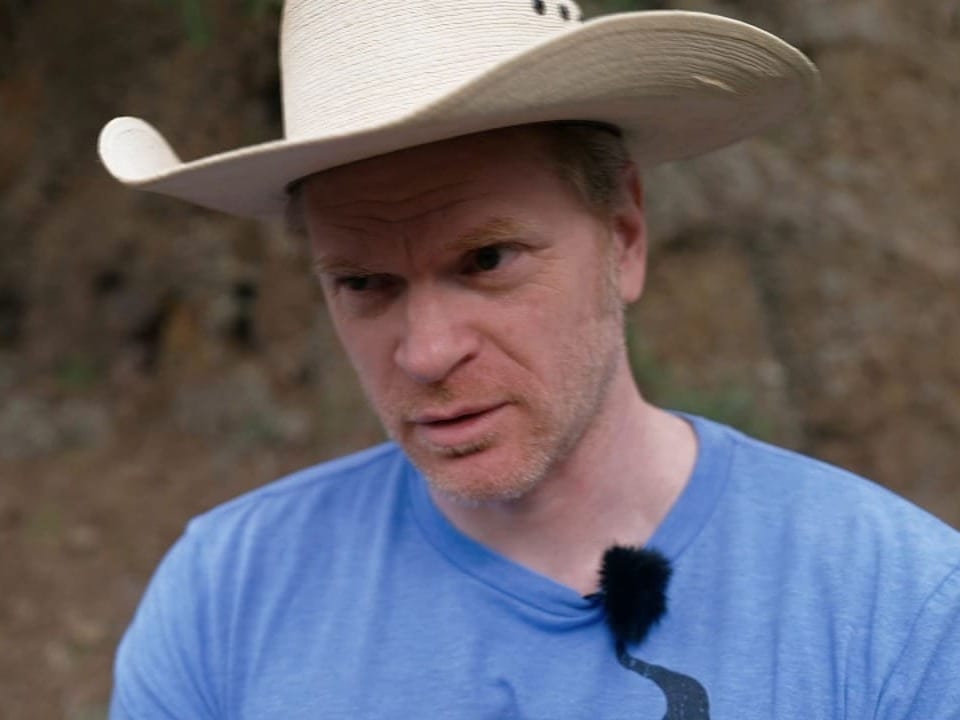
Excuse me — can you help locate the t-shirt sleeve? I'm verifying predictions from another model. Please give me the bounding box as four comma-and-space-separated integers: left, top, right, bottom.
875, 563, 960, 719
110, 527, 221, 720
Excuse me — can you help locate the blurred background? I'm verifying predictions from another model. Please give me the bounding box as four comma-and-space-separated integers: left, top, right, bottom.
1, 0, 958, 717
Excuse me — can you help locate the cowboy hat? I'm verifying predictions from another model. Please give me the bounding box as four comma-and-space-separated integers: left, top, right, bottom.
98, 0, 818, 219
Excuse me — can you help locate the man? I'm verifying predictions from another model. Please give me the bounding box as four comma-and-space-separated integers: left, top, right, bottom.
99, 2, 960, 718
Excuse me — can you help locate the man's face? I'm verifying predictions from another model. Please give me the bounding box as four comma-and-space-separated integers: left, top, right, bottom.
303, 128, 646, 505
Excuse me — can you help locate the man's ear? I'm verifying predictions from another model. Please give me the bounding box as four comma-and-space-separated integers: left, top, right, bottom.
612, 163, 647, 304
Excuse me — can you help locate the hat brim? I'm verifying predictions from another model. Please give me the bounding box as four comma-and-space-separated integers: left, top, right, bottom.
98, 11, 818, 219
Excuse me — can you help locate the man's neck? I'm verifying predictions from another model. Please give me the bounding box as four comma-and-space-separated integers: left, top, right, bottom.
429, 369, 698, 596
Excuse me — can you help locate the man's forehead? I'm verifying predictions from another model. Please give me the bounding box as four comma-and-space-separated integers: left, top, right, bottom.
302, 125, 551, 202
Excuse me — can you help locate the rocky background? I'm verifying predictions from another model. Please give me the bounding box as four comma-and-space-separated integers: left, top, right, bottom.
1, 0, 957, 717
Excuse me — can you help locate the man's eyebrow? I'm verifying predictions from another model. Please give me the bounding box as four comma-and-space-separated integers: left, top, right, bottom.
451, 217, 534, 251
312, 217, 533, 275
312, 255, 376, 276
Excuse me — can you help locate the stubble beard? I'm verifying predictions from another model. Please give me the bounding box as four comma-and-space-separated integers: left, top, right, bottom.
383, 265, 626, 507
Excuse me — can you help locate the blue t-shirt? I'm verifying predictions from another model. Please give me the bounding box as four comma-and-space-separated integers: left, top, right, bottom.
110, 416, 960, 719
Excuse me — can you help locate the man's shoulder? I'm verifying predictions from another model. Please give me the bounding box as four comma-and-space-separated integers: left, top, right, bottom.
721, 421, 949, 522
698, 416, 960, 585
185, 441, 408, 545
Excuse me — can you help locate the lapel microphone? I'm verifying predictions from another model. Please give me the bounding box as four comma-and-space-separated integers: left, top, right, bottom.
598, 546, 711, 717
598, 545, 672, 650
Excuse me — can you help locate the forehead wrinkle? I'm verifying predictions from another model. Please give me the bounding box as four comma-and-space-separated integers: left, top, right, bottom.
309, 189, 489, 257
324, 220, 372, 236
312, 254, 366, 276
369, 195, 477, 228
309, 176, 478, 216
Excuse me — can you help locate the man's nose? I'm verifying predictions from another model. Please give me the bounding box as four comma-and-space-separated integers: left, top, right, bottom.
393, 287, 478, 385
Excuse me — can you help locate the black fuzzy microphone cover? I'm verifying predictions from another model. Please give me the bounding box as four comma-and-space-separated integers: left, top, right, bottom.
599, 545, 672, 647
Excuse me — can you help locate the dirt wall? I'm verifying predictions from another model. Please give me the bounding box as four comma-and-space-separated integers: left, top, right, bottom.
1, 1, 957, 717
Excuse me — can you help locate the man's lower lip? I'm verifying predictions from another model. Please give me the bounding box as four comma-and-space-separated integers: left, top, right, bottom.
413, 405, 506, 448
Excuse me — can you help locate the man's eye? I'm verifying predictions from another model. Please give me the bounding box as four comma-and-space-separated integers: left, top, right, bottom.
343, 276, 371, 291
464, 244, 516, 274
335, 274, 386, 292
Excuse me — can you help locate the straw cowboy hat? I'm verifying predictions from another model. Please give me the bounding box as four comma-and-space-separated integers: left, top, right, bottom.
98, 0, 818, 219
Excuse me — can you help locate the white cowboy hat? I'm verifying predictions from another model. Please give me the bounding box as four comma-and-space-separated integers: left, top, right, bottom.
98, 0, 818, 220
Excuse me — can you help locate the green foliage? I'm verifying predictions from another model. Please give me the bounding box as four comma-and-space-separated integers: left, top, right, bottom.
243, 0, 284, 19
67, 704, 109, 720
237, 412, 286, 447
27, 503, 62, 542
627, 326, 771, 440
55, 353, 102, 393
165, 0, 211, 47
162, 0, 283, 47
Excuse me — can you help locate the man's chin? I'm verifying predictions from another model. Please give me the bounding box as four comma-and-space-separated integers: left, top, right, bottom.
428, 475, 538, 508
411, 441, 549, 507
430, 436, 496, 459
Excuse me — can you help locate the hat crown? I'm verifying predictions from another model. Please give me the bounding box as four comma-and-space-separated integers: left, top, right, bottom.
280, 0, 582, 138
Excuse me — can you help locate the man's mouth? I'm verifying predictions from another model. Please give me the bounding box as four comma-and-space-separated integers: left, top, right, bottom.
415, 406, 496, 425
410, 404, 507, 448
